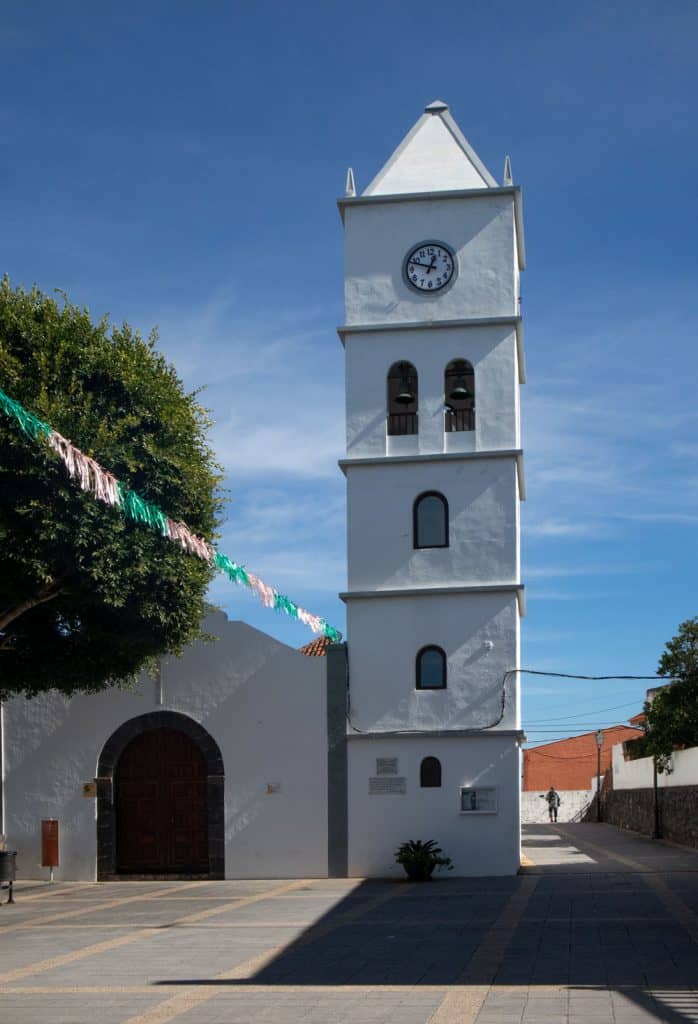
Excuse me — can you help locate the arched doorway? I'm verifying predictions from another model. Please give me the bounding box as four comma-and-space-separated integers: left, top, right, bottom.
97, 711, 224, 880
115, 729, 208, 874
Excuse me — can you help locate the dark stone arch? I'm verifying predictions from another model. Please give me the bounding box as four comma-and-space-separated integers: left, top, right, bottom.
96, 711, 224, 880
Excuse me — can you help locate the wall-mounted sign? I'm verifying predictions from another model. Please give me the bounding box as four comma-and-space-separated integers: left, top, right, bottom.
369, 777, 406, 795
376, 758, 398, 776
460, 787, 497, 813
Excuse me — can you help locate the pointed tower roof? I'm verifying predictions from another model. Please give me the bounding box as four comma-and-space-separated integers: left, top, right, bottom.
363, 100, 498, 196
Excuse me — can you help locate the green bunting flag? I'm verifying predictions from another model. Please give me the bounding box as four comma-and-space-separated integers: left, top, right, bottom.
0, 385, 341, 642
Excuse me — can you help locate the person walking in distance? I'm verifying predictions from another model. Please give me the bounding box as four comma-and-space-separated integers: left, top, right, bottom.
544, 786, 561, 823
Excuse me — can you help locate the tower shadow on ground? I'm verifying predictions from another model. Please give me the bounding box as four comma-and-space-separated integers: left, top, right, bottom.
152, 824, 698, 1024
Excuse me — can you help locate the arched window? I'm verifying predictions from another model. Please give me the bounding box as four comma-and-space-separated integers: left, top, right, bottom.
387, 361, 418, 436
416, 645, 447, 690
444, 359, 475, 432
413, 492, 448, 548
420, 756, 442, 788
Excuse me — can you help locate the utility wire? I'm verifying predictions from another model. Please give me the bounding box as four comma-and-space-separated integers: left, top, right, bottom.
345, 665, 665, 737
523, 700, 643, 723
520, 669, 664, 682
525, 725, 642, 732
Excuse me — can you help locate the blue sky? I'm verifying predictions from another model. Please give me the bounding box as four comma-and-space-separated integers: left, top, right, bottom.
2, 2, 697, 742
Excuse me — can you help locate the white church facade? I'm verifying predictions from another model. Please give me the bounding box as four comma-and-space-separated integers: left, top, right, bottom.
0, 100, 526, 880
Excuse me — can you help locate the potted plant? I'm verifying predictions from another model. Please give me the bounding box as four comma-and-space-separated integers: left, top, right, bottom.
395, 839, 453, 881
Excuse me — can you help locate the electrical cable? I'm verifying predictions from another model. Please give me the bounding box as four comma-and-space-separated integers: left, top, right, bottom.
345, 665, 666, 737
525, 725, 643, 732
523, 700, 644, 724
524, 747, 613, 761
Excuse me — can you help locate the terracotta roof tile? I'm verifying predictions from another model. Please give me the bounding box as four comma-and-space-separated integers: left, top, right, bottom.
298, 636, 331, 657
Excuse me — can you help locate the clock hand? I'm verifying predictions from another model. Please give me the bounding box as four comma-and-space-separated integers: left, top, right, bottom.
408, 259, 433, 268
426, 256, 436, 274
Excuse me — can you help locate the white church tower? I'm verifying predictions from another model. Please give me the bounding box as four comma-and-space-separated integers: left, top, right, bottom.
338, 101, 526, 876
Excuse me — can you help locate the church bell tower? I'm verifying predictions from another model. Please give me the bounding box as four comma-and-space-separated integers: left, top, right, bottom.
338, 101, 526, 876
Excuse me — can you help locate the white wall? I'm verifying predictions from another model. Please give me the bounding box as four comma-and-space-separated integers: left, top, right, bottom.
344, 324, 519, 458
365, 112, 490, 195
3, 613, 328, 881
521, 790, 593, 824
612, 742, 698, 790
345, 592, 519, 733
346, 459, 518, 591
343, 194, 517, 326
348, 735, 520, 877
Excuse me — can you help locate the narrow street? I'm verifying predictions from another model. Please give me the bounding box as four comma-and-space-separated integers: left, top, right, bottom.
0, 824, 696, 1023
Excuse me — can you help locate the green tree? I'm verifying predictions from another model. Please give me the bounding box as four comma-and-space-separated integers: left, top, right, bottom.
0, 279, 223, 698
642, 617, 698, 772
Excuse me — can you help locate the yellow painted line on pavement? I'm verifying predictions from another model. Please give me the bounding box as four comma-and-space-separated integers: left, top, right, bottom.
0, 879, 308, 984
0, 983, 449, 996
11, 913, 524, 930
118, 882, 412, 1024
9, 883, 98, 903
0, 928, 166, 983
555, 824, 698, 942
0, 880, 211, 935
427, 875, 540, 1024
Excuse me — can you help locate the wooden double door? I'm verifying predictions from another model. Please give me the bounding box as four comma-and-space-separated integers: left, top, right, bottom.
115, 727, 209, 875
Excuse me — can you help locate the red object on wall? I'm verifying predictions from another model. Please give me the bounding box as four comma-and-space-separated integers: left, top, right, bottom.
41, 819, 59, 867
523, 726, 643, 791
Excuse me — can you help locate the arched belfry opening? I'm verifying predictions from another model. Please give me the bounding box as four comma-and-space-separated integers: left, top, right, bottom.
387, 361, 418, 436
444, 359, 475, 432
97, 711, 224, 880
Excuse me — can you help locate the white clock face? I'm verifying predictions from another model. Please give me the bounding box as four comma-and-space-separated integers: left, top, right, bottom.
404, 242, 455, 293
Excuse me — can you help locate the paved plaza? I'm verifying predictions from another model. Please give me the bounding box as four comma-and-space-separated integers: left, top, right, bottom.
1, 824, 697, 1023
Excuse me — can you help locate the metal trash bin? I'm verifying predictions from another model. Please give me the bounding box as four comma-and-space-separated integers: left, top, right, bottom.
0, 850, 17, 904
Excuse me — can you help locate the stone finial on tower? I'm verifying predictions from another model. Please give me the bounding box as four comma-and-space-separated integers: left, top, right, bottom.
503, 155, 513, 186
424, 99, 449, 113
345, 167, 356, 198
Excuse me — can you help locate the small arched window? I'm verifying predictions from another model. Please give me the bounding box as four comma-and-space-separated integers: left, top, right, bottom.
416, 646, 447, 690
387, 361, 418, 436
413, 492, 448, 548
420, 756, 442, 788
444, 359, 475, 432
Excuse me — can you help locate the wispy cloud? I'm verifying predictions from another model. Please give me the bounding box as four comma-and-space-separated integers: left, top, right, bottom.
523, 517, 605, 538
150, 285, 344, 481
522, 295, 697, 546
525, 562, 660, 579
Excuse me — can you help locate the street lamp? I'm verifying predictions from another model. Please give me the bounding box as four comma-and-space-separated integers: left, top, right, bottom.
595, 729, 604, 823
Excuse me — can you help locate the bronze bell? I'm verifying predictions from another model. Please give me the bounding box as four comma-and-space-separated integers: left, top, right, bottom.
449, 381, 470, 401
395, 377, 415, 404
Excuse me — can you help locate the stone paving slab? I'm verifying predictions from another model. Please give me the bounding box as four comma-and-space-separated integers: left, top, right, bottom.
1, 826, 698, 1023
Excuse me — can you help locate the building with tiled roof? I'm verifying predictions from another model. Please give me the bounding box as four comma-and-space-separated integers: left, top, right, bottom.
523, 725, 643, 792
298, 635, 332, 657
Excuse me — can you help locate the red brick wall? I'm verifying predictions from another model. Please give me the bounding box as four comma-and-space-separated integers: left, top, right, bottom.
523, 727, 643, 791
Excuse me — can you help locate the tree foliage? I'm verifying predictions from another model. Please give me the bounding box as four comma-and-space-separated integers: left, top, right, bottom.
0, 278, 223, 698
641, 617, 698, 772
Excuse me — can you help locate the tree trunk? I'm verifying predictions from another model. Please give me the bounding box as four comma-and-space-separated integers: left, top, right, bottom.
0, 580, 64, 636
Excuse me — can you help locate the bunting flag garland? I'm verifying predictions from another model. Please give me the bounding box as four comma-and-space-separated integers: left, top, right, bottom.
0, 385, 342, 642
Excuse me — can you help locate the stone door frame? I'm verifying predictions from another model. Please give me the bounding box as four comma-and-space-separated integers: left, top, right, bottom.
97, 711, 225, 880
